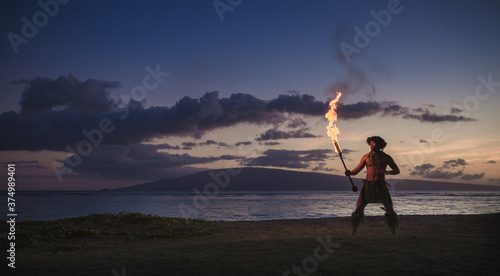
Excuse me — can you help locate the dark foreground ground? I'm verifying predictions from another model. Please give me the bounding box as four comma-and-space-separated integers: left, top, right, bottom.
2, 212, 499, 275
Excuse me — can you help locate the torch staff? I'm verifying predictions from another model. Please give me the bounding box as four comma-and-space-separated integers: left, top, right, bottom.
334, 141, 358, 192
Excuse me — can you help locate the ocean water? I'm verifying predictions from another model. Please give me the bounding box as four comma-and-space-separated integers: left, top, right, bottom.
9, 190, 500, 222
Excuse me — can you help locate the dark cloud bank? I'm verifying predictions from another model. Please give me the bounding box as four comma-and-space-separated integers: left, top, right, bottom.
243, 149, 333, 169
410, 159, 485, 181
66, 143, 243, 180
1, 75, 476, 151
0, 75, 481, 180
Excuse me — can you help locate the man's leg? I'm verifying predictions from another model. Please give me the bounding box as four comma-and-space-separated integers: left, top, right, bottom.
382, 202, 394, 213
351, 193, 367, 235
355, 192, 367, 213
383, 201, 398, 235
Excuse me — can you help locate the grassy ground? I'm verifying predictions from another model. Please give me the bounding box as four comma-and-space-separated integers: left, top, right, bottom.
2, 212, 499, 275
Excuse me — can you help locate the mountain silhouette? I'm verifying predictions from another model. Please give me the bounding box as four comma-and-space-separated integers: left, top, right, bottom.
115, 167, 500, 192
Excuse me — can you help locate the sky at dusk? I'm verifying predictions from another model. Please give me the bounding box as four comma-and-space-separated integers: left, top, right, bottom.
1, 0, 500, 190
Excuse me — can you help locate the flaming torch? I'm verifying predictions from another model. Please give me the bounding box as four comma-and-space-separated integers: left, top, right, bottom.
325, 92, 358, 192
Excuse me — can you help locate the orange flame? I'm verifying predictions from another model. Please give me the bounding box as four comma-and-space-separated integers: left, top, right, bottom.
325, 91, 342, 154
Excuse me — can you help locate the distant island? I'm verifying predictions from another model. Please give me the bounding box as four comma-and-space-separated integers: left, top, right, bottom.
115, 167, 500, 192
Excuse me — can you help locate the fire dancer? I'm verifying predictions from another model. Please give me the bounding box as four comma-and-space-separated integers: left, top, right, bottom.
345, 136, 400, 235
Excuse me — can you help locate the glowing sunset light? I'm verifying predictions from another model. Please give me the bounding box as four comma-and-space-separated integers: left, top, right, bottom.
1, 1, 499, 190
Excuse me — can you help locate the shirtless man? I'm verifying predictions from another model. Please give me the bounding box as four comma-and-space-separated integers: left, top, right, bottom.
345, 136, 400, 235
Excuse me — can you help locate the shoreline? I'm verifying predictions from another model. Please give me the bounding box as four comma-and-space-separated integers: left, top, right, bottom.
11, 212, 500, 223
11, 208, 500, 223
4, 213, 499, 275
10, 189, 500, 223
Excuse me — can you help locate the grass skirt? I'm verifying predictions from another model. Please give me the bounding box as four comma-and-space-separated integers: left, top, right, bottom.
362, 180, 392, 204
